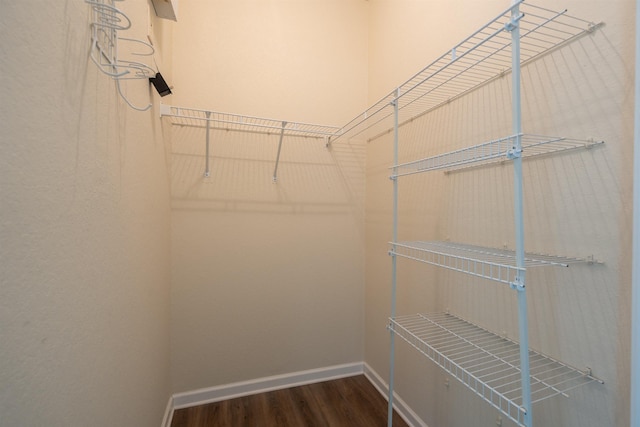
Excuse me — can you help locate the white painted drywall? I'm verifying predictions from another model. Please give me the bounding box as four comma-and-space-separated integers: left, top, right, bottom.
0, 1, 173, 426
168, 0, 369, 393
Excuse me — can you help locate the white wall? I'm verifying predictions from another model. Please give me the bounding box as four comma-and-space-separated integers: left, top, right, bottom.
0, 2, 173, 426
365, 1, 633, 426
170, 0, 369, 125
168, 0, 369, 393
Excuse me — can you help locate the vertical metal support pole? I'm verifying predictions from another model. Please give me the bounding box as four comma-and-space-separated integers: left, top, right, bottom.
509, 4, 532, 427
204, 111, 211, 177
631, 0, 640, 425
387, 88, 400, 427
273, 121, 287, 183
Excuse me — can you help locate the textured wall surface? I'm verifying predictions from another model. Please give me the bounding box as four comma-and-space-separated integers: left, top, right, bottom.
0, 2, 172, 426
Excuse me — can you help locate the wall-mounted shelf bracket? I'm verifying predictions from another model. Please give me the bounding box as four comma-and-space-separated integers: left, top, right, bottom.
585, 255, 603, 265
204, 111, 212, 177
272, 121, 287, 183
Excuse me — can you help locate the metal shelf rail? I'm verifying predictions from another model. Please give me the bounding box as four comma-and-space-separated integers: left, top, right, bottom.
331, 1, 601, 144
389, 312, 603, 427
160, 105, 341, 181
390, 134, 604, 177
389, 241, 589, 286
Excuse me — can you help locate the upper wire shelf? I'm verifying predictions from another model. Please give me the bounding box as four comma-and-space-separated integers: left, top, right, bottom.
331, 1, 600, 143
161, 105, 341, 139
391, 134, 604, 176
389, 241, 590, 285
389, 312, 603, 427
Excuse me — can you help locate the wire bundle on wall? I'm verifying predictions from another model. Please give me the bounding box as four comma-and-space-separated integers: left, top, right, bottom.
86, 0, 156, 111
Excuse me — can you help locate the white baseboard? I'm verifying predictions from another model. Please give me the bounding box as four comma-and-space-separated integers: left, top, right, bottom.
171, 362, 364, 410
364, 362, 429, 427
163, 361, 426, 427
160, 394, 174, 427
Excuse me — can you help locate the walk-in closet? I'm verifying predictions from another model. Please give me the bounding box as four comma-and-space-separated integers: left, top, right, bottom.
1, 1, 638, 426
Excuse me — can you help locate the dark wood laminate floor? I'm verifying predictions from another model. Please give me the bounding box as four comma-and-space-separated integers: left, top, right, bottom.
171, 374, 409, 427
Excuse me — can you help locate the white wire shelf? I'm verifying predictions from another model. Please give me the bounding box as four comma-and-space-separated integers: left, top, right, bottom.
161, 105, 342, 181
391, 134, 604, 176
332, 1, 600, 142
160, 105, 341, 139
389, 241, 589, 285
389, 312, 602, 427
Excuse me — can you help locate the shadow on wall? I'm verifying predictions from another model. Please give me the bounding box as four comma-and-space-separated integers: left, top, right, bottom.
169, 124, 365, 218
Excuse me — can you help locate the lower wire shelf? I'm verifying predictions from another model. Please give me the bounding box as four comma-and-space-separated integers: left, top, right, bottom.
388, 312, 603, 427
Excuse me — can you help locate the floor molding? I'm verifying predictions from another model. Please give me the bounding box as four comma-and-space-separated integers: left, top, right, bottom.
162, 361, 426, 427
364, 362, 429, 427
171, 362, 364, 411
160, 395, 174, 427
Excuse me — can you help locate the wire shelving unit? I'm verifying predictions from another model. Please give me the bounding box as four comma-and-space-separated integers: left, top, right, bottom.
373, 2, 605, 427
161, 105, 341, 181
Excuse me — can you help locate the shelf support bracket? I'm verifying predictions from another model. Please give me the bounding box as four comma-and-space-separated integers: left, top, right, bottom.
204, 111, 212, 177
504, 12, 524, 32
506, 146, 522, 159
272, 121, 287, 183
510, 276, 525, 291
